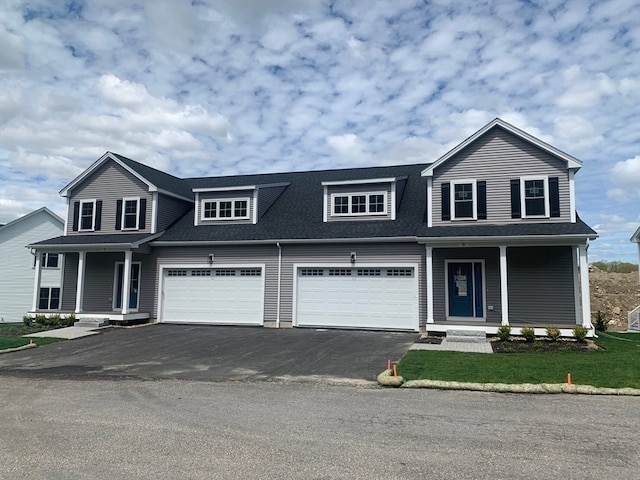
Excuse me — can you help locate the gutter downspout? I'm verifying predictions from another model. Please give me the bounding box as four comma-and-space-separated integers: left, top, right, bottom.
276, 242, 282, 328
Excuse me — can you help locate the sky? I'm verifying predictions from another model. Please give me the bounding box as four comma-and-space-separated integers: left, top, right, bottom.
0, 0, 638, 262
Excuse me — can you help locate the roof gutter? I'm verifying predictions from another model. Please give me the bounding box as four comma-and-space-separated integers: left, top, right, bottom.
150, 236, 419, 246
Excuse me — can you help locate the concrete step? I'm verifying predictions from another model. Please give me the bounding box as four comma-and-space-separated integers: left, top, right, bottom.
74, 318, 109, 328
445, 329, 486, 343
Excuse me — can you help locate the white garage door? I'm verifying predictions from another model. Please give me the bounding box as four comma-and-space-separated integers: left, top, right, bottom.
161, 267, 264, 324
295, 267, 418, 330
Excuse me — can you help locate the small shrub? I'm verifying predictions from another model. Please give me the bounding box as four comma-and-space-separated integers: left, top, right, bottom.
594, 310, 609, 332
63, 313, 76, 327
34, 314, 47, 326
48, 314, 61, 327
546, 326, 560, 341
23, 315, 33, 327
497, 325, 511, 341
573, 326, 588, 343
521, 327, 535, 343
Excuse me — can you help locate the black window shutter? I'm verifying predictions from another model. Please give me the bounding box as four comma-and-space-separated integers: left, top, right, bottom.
510, 179, 521, 218
115, 200, 123, 230
477, 181, 487, 219
72, 202, 79, 231
139, 199, 147, 229
549, 177, 560, 217
95, 201, 102, 231
441, 182, 450, 221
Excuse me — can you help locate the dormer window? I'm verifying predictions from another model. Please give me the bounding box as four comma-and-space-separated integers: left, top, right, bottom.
331, 192, 388, 216
201, 198, 250, 220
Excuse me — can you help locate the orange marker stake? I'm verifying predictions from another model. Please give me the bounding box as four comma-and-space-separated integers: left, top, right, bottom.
567, 373, 572, 385
29, 339, 33, 345
393, 364, 398, 377
387, 359, 391, 370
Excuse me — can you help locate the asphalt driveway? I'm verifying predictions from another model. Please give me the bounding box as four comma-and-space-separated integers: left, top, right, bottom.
0, 324, 418, 383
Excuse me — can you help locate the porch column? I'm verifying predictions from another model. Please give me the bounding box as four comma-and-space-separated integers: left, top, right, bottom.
578, 244, 592, 328
499, 246, 509, 325
121, 250, 133, 315
75, 251, 86, 313
572, 247, 582, 325
31, 252, 42, 311
425, 246, 434, 323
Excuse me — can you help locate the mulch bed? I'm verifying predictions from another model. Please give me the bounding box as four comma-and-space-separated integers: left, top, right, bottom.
414, 335, 444, 344
490, 338, 600, 353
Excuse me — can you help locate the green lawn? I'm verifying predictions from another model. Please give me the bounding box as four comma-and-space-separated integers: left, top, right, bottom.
0, 324, 66, 350
398, 332, 640, 388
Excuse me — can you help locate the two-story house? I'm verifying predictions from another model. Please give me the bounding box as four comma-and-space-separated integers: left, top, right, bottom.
28, 118, 598, 336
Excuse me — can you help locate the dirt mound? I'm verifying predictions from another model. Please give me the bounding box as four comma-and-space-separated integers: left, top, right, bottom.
590, 270, 639, 331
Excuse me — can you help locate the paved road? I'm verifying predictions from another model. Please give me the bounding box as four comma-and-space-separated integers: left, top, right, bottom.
1, 377, 638, 480
0, 324, 417, 383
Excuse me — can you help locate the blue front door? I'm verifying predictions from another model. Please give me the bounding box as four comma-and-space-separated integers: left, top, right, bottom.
448, 262, 484, 318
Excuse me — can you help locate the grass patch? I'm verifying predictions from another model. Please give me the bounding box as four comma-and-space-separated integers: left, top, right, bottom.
0, 323, 66, 350
398, 332, 640, 389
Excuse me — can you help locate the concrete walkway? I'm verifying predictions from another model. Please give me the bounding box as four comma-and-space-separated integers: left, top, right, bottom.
409, 339, 494, 353
24, 326, 106, 340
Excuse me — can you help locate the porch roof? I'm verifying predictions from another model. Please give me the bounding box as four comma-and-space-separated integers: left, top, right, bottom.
27, 233, 161, 251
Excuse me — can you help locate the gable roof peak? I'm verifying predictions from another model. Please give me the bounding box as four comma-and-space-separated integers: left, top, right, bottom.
0, 206, 64, 233
59, 152, 193, 201
421, 118, 582, 177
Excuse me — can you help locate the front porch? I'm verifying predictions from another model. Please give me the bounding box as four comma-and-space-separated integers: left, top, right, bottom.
421, 241, 595, 338
29, 234, 159, 325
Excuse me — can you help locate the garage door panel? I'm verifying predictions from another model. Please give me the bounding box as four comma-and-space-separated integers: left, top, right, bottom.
296, 267, 417, 330
162, 268, 263, 324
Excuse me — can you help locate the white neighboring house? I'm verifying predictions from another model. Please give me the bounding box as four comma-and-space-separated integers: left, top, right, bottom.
632, 225, 640, 284
0, 207, 64, 323
630, 226, 640, 332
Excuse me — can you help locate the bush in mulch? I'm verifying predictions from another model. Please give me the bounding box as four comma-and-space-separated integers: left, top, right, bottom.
491, 338, 600, 353
414, 335, 443, 344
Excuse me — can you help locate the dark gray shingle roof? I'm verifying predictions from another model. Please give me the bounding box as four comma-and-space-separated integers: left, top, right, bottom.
155, 164, 597, 243
30, 233, 156, 248
112, 153, 193, 200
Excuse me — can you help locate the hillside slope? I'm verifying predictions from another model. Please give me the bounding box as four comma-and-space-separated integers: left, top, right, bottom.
590, 269, 639, 331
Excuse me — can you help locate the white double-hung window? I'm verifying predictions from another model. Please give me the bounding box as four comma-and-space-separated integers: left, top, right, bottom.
521, 176, 549, 218
451, 180, 477, 220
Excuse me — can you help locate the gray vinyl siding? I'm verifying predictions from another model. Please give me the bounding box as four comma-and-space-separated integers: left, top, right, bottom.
432, 247, 502, 323
507, 246, 576, 325
257, 185, 288, 220
61, 253, 78, 311
280, 242, 425, 326
67, 161, 152, 235
198, 190, 254, 225
81, 252, 123, 311
156, 194, 192, 231
150, 245, 279, 321
432, 128, 572, 226
326, 183, 393, 222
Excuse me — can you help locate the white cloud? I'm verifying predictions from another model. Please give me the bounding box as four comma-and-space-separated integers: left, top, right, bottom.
326, 133, 370, 164
0, 24, 26, 69
607, 156, 640, 203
